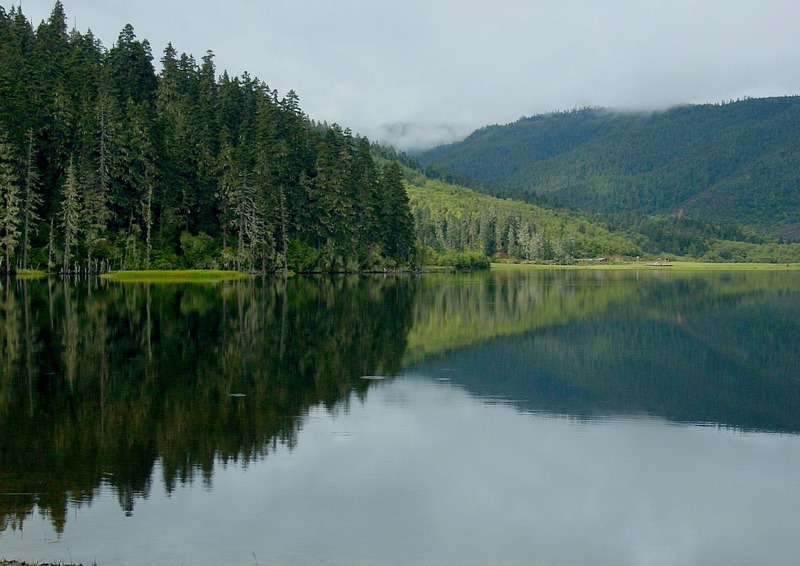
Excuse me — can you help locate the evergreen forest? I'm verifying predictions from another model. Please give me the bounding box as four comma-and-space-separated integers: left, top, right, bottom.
391, 155, 800, 264
0, 3, 415, 274
418, 99, 800, 242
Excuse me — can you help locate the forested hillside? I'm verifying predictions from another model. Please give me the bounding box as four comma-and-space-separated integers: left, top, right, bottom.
417, 98, 800, 239
401, 173, 640, 262
396, 167, 800, 264
0, 3, 414, 273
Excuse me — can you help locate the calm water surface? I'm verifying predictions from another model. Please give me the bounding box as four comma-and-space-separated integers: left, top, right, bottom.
1, 269, 799, 565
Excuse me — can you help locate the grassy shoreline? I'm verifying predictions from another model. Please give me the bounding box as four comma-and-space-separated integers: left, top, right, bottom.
492, 261, 800, 271
100, 269, 249, 282
11, 263, 800, 283
10, 268, 47, 278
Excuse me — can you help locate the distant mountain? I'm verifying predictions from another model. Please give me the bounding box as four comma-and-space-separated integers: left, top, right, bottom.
417, 97, 800, 239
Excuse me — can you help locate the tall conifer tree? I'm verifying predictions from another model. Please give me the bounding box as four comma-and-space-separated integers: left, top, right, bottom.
379, 163, 415, 263
59, 159, 81, 272
20, 129, 42, 269
0, 135, 20, 271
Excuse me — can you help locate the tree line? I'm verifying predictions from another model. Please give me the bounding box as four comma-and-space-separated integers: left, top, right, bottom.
0, 2, 415, 273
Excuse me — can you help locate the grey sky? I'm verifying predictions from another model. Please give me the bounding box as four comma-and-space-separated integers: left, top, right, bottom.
16, 0, 800, 149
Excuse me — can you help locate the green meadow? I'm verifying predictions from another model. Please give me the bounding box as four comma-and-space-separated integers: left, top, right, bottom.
100, 270, 249, 283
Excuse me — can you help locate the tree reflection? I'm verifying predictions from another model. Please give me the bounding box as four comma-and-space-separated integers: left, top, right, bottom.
0, 275, 416, 532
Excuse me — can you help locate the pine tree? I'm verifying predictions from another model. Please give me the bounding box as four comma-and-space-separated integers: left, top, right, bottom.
276, 89, 314, 245
82, 93, 114, 271
216, 138, 238, 252
379, 162, 415, 264
157, 43, 200, 234
0, 135, 20, 271
0, 7, 37, 144
253, 89, 288, 270
106, 24, 158, 107
116, 101, 157, 268
83, 166, 109, 272
20, 129, 42, 270
32, 0, 73, 194
59, 159, 81, 272
194, 50, 220, 233
349, 137, 381, 263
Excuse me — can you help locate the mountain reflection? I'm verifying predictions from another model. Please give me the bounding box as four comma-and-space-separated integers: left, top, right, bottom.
414, 270, 800, 432
1, 269, 799, 533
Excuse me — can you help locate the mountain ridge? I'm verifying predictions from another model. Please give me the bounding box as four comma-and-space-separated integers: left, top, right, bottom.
416, 97, 800, 239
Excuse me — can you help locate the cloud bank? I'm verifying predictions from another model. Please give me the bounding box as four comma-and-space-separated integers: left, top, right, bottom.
19, 0, 800, 149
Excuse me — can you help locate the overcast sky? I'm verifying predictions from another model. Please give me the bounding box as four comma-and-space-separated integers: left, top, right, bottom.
15, 0, 800, 150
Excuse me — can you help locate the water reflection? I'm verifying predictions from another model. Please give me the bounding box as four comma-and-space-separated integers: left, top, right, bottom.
0, 275, 416, 532
413, 269, 800, 431
1, 269, 799, 556
4, 378, 800, 566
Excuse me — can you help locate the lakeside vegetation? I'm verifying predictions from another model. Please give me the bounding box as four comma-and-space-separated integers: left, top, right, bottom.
101, 269, 249, 282
491, 261, 800, 270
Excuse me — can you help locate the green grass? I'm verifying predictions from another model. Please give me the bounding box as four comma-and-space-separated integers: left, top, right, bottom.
14, 268, 47, 278
101, 269, 249, 283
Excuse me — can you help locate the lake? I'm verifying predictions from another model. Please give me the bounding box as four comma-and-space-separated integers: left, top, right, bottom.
1, 268, 799, 565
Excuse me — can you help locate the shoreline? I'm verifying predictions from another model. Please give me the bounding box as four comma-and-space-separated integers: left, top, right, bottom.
491, 261, 800, 271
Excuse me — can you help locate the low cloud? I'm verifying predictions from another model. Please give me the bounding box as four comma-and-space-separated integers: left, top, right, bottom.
373, 121, 476, 152
21, 0, 800, 151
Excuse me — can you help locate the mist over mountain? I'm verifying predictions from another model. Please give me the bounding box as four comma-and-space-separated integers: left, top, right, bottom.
376, 121, 474, 152
416, 97, 800, 239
